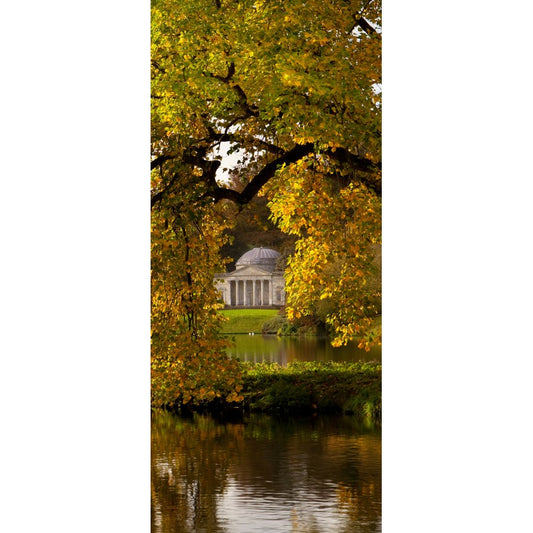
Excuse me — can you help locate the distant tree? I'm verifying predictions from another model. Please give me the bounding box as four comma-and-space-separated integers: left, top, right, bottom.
220, 195, 296, 270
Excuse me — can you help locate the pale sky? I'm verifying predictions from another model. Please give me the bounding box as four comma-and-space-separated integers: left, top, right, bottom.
210, 141, 247, 185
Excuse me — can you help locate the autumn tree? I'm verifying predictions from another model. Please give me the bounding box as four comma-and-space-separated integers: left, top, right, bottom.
151, 0, 381, 401
266, 160, 381, 347
151, 190, 244, 405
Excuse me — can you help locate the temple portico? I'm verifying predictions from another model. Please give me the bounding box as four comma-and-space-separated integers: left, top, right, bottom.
214, 248, 286, 308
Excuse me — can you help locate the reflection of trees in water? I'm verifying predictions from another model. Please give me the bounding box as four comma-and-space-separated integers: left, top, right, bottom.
151, 412, 244, 533
333, 434, 382, 533
232, 335, 381, 365
151, 412, 381, 533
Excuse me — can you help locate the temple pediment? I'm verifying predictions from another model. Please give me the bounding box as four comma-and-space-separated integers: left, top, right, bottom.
220, 265, 274, 277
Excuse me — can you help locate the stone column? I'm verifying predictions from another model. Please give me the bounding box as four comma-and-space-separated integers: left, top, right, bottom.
262, 280, 270, 306
223, 283, 229, 305
238, 280, 244, 306
245, 280, 253, 306
230, 280, 236, 307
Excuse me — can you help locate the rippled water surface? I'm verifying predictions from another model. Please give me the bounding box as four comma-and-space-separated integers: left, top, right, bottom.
152, 412, 381, 533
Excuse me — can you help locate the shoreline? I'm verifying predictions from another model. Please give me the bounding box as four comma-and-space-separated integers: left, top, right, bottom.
155, 361, 382, 422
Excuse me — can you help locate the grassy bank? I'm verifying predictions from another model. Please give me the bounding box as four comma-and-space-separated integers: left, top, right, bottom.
219, 308, 279, 334
161, 361, 381, 421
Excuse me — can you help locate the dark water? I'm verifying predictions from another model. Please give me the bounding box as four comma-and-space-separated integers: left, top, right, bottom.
226, 335, 381, 365
152, 411, 381, 533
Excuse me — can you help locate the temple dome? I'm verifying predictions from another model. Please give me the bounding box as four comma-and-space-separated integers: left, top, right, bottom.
235, 247, 280, 270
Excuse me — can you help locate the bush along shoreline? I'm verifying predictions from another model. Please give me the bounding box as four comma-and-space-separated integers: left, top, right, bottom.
157, 361, 381, 422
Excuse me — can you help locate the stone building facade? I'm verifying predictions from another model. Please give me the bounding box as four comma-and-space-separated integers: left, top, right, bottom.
214, 247, 286, 307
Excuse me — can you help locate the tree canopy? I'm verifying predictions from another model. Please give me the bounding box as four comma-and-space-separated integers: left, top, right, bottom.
151, 0, 381, 404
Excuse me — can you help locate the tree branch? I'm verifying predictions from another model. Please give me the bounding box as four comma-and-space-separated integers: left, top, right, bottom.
151, 172, 179, 208
211, 143, 315, 205
324, 147, 381, 195
152, 144, 381, 210
355, 15, 379, 37
210, 62, 259, 118
151, 155, 174, 171
204, 128, 285, 156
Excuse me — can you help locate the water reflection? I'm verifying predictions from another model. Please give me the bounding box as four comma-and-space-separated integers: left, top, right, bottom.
152, 412, 381, 533
225, 335, 381, 365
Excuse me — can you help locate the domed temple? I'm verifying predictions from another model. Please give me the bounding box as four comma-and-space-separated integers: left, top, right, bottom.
214, 247, 286, 307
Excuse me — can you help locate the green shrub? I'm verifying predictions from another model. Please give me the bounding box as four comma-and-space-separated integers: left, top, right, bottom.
261, 315, 288, 334
255, 377, 312, 413
242, 361, 381, 420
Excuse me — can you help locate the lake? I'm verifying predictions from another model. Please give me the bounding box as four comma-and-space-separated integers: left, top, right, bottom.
152, 411, 381, 532
225, 334, 381, 365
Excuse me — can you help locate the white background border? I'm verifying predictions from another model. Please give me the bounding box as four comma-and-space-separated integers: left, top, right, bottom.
1, 1, 150, 531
